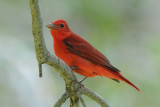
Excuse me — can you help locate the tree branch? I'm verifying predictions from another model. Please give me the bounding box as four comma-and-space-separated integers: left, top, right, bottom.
82, 87, 110, 107
78, 94, 86, 107
29, 0, 110, 107
54, 91, 70, 107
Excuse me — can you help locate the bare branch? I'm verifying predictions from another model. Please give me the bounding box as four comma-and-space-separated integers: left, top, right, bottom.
78, 94, 86, 107
70, 95, 79, 107
29, 0, 77, 86
54, 91, 70, 107
82, 87, 110, 107
29, 0, 80, 106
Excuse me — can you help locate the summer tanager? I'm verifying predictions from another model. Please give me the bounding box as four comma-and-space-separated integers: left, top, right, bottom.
46, 19, 141, 93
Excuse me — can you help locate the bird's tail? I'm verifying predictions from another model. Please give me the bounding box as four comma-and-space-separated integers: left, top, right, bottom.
117, 72, 142, 93
103, 71, 142, 93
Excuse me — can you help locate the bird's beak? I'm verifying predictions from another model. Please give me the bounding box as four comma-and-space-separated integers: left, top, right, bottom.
46, 23, 59, 30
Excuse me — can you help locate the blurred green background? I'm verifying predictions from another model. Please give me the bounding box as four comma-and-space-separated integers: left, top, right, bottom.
0, 0, 160, 107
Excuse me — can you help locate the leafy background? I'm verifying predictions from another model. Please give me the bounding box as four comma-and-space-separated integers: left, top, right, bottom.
0, 0, 160, 107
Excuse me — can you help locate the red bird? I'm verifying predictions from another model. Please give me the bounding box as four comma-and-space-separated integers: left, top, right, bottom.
46, 19, 141, 93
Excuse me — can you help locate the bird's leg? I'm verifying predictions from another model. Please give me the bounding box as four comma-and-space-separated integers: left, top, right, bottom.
69, 66, 79, 81
70, 66, 87, 83
79, 77, 88, 83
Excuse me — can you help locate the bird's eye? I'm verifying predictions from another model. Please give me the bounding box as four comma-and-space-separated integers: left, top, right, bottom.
60, 24, 64, 28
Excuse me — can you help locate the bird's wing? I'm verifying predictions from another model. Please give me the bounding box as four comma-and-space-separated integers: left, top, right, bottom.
63, 35, 120, 72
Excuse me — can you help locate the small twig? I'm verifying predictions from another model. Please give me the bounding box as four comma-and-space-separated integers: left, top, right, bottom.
54, 91, 70, 107
38, 63, 42, 77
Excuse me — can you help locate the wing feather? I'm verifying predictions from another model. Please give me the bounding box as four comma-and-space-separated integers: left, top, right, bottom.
63, 35, 120, 72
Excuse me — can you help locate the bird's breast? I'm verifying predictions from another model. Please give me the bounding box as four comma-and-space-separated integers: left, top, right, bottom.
54, 40, 73, 65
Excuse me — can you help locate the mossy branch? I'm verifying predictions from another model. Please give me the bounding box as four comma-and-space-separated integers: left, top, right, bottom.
29, 0, 110, 107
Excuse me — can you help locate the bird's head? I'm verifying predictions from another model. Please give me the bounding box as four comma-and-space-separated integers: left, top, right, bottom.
46, 19, 71, 33
46, 19, 71, 39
